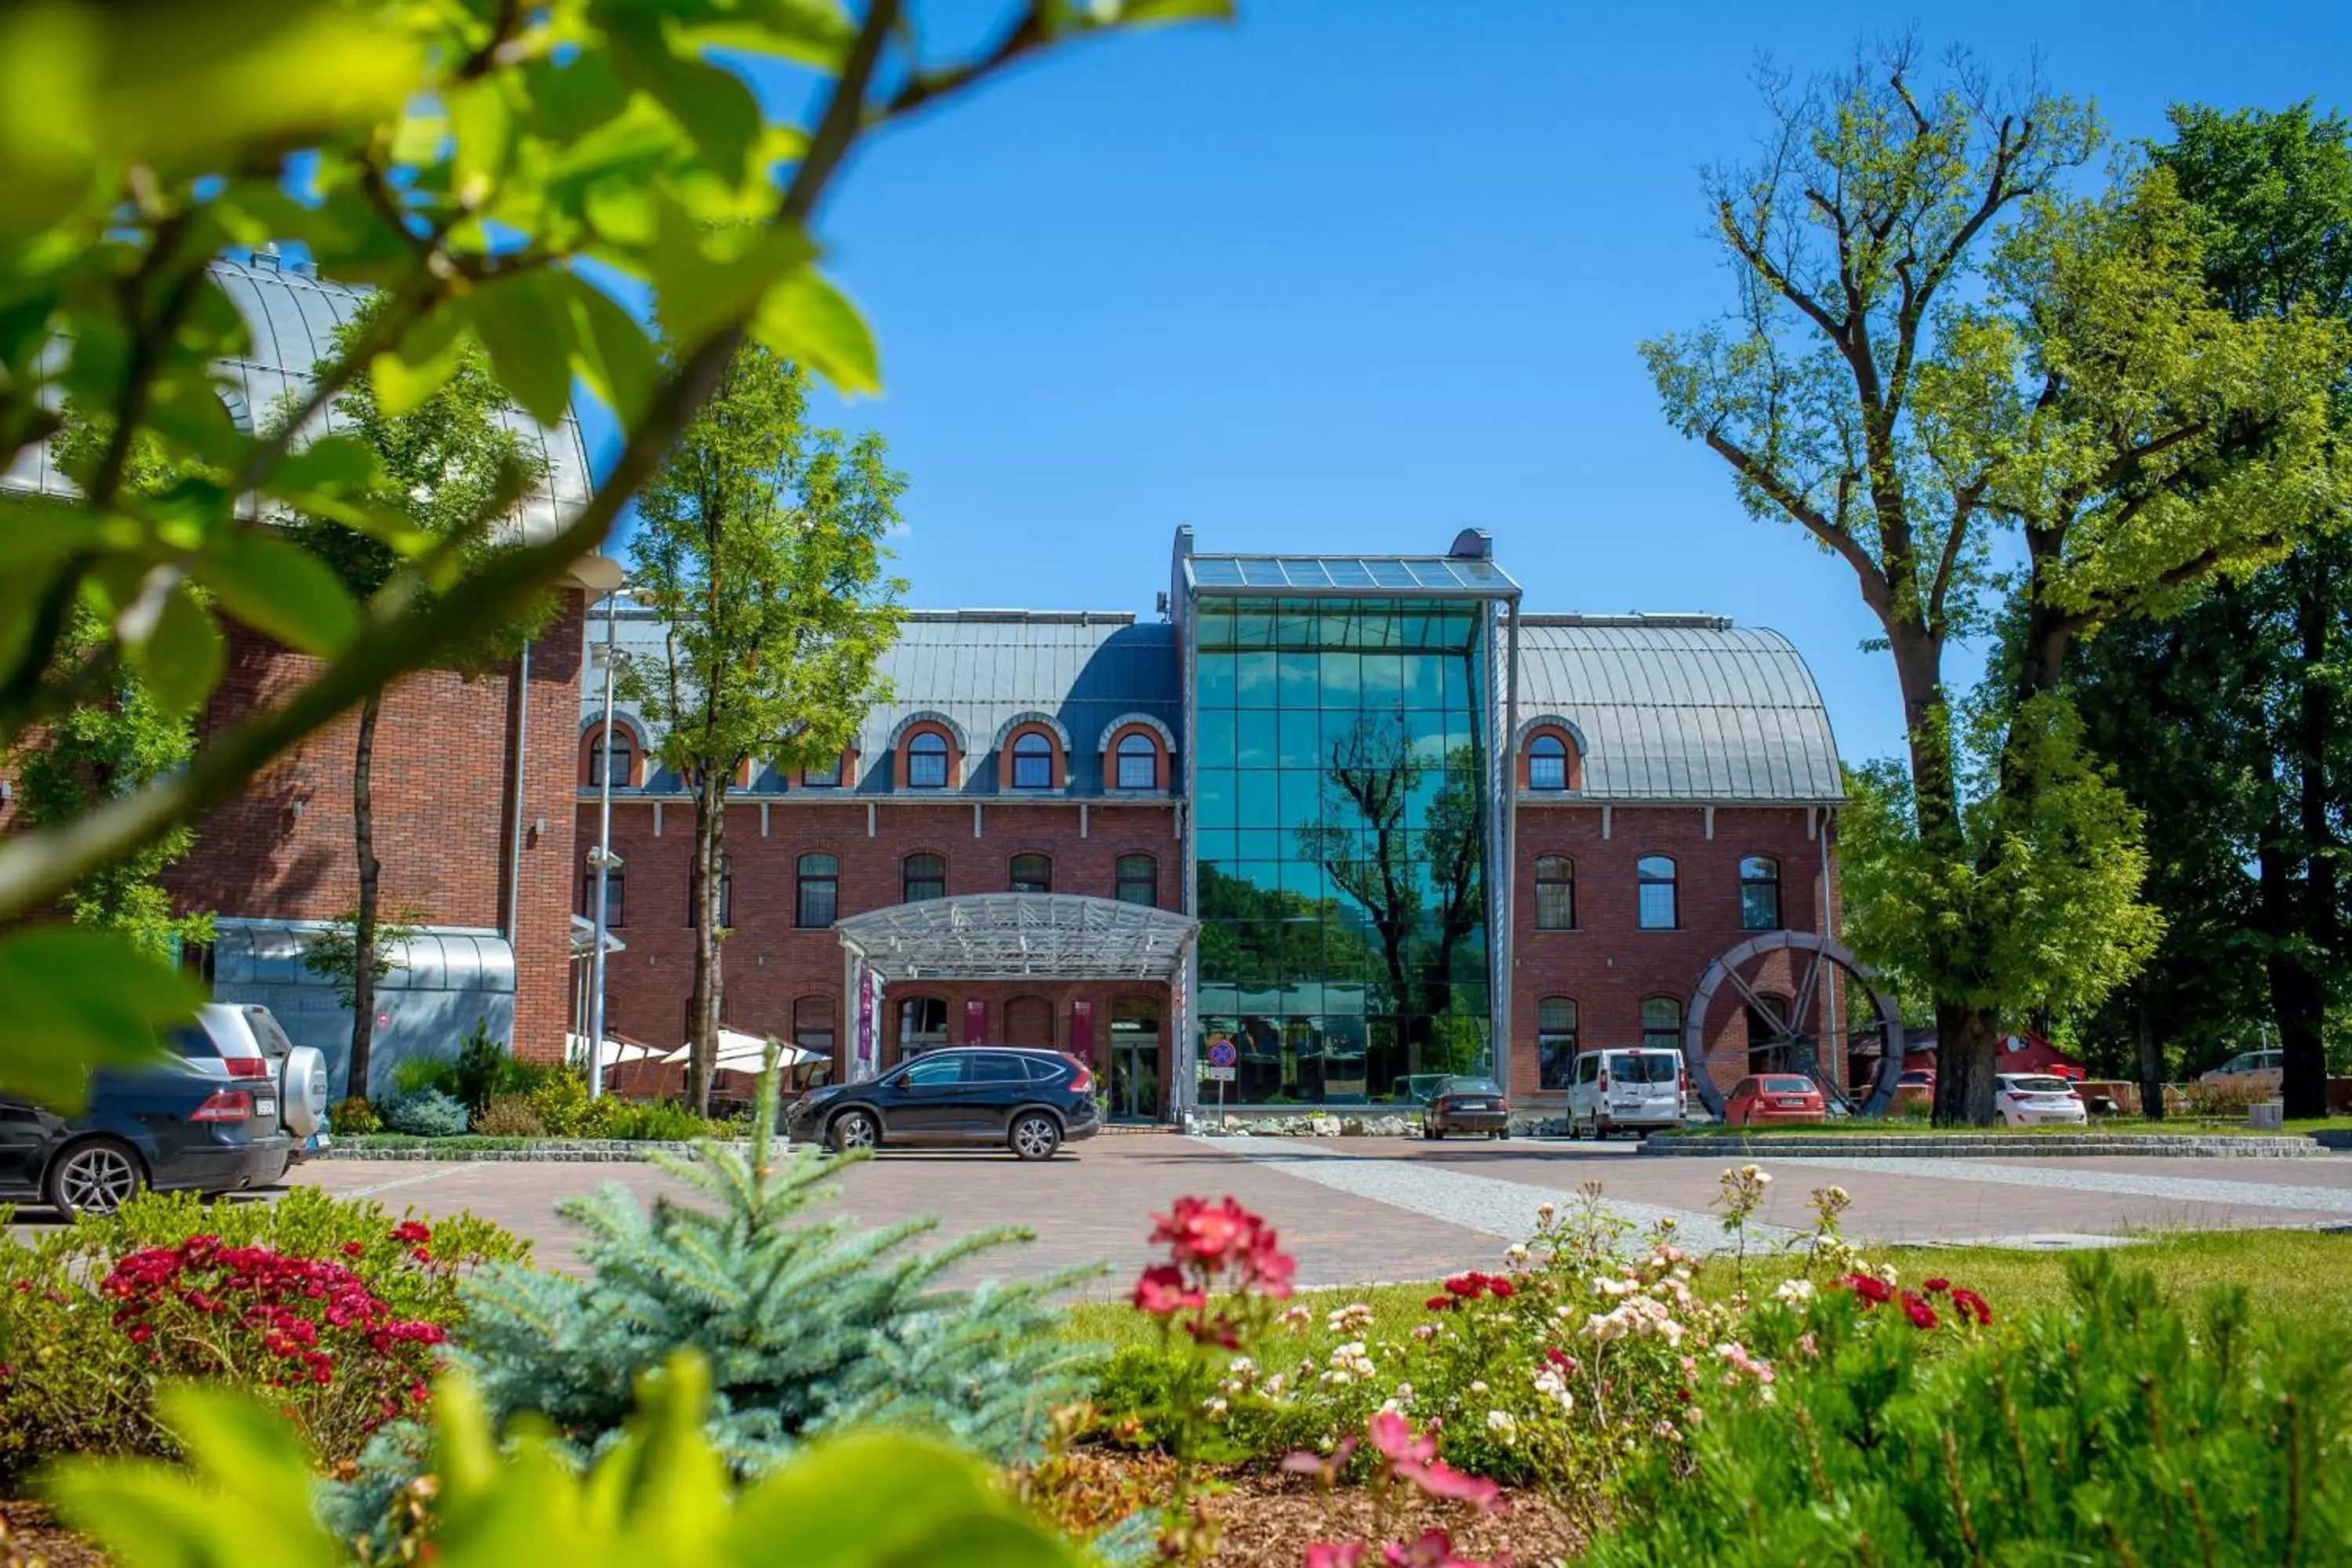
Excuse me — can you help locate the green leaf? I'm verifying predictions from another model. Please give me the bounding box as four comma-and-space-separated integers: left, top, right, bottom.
603, 12, 762, 187
679, 0, 854, 67
568, 277, 657, 427
129, 585, 226, 719
0, 929, 192, 1109
370, 303, 470, 416
447, 77, 515, 197
725, 1431, 1087, 1566
751, 267, 880, 397
192, 528, 359, 655
470, 272, 576, 426
263, 434, 387, 502
641, 198, 814, 347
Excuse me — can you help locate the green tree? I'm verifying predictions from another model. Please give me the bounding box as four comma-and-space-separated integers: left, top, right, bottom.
2070, 103, 2352, 1117
284, 297, 550, 1100
627, 347, 904, 1112
1643, 44, 2352, 1122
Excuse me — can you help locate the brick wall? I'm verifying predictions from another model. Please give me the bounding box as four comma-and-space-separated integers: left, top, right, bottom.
578, 796, 1184, 1080
151, 596, 584, 1060
1508, 802, 1842, 1099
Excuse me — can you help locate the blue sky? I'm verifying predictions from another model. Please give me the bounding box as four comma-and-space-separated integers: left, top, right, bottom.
593, 2, 2352, 767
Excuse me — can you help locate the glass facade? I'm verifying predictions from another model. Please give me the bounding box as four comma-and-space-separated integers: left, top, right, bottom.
1192, 596, 1494, 1105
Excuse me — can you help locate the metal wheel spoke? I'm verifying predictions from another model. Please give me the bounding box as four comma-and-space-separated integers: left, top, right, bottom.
1791, 947, 1828, 1036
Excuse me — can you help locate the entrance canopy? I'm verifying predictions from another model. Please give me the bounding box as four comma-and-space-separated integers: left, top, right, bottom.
834, 894, 1197, 982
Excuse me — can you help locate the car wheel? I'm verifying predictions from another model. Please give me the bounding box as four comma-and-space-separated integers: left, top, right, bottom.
1423, 1123, 1439, 1140
828, 1109, 879, 1153
1496, 1129, 1511, 1141
47, 1137, 146, 1218
1009, 1112, 1062, 1161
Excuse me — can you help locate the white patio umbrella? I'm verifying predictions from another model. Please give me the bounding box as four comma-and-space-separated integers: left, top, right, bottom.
566, 1032, 664, 1070
662, 1029, 822, 1071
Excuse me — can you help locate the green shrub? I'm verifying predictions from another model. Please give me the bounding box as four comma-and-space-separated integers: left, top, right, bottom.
332, 1094, 383, 1135
528, 1064, 593, 1134
473, 1093, 547, 1137
0, 1187, 525, 1474
390, 1054, 461, 1098
1587, 1256, 2352, 1565
325, 1074, 1095, 1545
384, 1088, 471, 1138
452, 1018, 507, 1112
586, 1097, 710, 1141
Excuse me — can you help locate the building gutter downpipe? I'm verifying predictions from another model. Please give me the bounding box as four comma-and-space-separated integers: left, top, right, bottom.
587, 593, 620, 1098
505, 639, 531, 947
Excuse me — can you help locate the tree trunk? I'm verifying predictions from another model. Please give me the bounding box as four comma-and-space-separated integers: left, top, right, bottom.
348, 693, 383, 1102
688, 766, 728, 1115
2259, 796, 2323, 1120
2285, 550, 2337, 1119
2134, 980, 2164, 1122
1930, 1000, 2001, 1126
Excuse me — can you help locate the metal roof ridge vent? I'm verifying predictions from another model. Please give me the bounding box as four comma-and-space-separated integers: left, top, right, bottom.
1518, 612, 1735, 630
903, 608, 1137, 625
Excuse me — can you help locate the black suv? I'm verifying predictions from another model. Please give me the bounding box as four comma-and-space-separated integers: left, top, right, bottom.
784, 1047, 1100, 1160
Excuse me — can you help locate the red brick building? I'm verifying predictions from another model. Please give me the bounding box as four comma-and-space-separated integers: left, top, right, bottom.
580, 532, 1865, 1122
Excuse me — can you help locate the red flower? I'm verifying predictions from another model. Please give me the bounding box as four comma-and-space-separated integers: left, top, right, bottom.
127, 1323, 153, 1345
1443, 1274, 1485, 1299
1425, 1295, 1455, 1312
1900, 1291, 1939, 1330
1184, 1313, 1243, 1350
1307, 1545, 1367, 1568
1543, 1347, 1578, 1374
1142, 1196, 1297, 1300
342, 1242, 365, 1258
1921, 1277, 1951, 1294
1950, 1287, 1993, 1327
1131, 1264, 1205, 1316
390, 1221, 431, 1246
1486, 1277, 1516, 1300
1839, 1272, 1893, 1305
1367, 1410, 1437, 1468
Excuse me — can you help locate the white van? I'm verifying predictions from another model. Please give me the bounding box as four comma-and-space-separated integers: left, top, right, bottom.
1565, 1047, 1687, 1138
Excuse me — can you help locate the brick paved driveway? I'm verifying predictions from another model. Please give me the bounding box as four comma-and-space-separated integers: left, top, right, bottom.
252, 1134, 2352, 1292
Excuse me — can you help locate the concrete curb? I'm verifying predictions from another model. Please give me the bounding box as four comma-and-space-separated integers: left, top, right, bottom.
318, 1139, 786, 1163
1642, 1134, 2328, 1159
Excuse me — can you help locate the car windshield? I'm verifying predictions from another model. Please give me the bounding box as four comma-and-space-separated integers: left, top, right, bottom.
2007, 1076, 2074, 1095
1443, 1079, 1502, 1096
1608, 1053, 1680, 1084
1899, 1071, 1929, 1083
1762, 1077, 1814, 1094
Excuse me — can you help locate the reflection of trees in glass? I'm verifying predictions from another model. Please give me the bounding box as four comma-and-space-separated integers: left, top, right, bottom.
1297, 715, 1486, 1028
1298, 712, 1421, 1020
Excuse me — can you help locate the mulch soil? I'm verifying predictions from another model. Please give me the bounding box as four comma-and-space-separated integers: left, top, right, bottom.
0, 1503, 106, 1568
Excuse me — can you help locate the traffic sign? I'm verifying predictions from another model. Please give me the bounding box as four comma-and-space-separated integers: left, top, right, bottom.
1204, 1065, 1236, 1082
1207, 1036, 1238, 1069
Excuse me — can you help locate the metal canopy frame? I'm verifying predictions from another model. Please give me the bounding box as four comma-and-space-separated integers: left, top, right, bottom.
833, 894, 1199, 982
1185, 554, 1521, 599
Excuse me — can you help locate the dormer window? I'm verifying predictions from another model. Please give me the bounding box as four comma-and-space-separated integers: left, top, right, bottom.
907, 731, 949, 789
1527, 733, 1569, 791
1011, 731, 1054, 789
803, 754, 843, 788
1116, 731, 1158, 789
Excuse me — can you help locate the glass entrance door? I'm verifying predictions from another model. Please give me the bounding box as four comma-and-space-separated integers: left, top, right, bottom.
1110, 1003, 1161, 1121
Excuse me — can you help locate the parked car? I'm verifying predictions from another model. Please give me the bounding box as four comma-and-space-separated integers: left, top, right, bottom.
1994, 1073, 2088, 1127
0, 1061, 295, 1218
180, 1003, 332, 1162
1565, 1047, 1687, 1139
783, 1047, 1100, 1160
1421, 1076, 1510, 1140
1724, 1074, 1828, 1127
1388, 1073, 1454, 1107
2199, 1050, 2283, 1094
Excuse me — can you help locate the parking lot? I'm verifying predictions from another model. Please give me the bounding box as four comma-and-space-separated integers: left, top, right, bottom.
274, 1134, 2352, 1290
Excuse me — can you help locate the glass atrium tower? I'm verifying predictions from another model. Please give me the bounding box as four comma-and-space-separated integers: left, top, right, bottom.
1175, 531, 1520, 1112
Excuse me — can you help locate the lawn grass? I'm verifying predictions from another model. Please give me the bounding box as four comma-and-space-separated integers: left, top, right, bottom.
1065, 1228, 2352, 1351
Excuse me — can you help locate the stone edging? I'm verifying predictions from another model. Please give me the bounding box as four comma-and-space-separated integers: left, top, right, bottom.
319, 1139, 783, 1163
1643, 1134, 2328, 1159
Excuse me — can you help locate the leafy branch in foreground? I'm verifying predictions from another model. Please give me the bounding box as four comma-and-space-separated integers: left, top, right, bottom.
0, 0, 1230, 1102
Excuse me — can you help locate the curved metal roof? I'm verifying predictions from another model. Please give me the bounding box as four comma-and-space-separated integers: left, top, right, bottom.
1514, 616, 1843, 803
834, 893, 1197, 982
1, 252, 597, 557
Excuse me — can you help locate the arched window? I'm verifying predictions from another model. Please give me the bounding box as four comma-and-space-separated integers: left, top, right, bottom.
1537, 997, 1578, 1090
588, 726, 634, 786
906, 729, 949, 789
797, 853, 839, 928
1011, 730, 1054, 789
898, 996, 948, 1054
1637, 855, 1678, 930
1003, 995, 1054, 1046
903, 852, 946, 902
1534, 855, 1574, 930
1641, 996, 1683, 1051
1740, 855, 1782, 931
1116, 731, 1159, 790
1115, 853, 1158, 907
1010, 852, 1052, 894
793, 995, 836, 1056
579, 862, 626, 930
1526, 732, 1569, 791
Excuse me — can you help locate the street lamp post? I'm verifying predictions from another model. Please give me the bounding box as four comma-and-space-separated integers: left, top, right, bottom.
586, 585, 624, 1099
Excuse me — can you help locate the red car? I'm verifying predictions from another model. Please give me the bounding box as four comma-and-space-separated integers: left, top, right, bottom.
1724, 1074, 1827, 1127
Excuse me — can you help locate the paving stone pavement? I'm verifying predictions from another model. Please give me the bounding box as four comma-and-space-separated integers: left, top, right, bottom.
36, 1135, 2345, 1291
